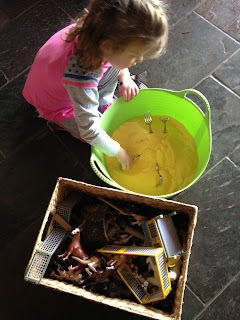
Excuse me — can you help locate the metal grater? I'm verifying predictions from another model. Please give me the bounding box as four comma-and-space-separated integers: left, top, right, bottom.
141, 212, 184, 264
98, 245, 171, 304
118, 264, 147, 303
56, 192, 82, 225
25, 228, 68, 284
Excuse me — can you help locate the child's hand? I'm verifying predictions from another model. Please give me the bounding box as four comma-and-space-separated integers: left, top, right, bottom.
115, 147, 133, 170
119, 77, 139, 103
119, 69, 139, 103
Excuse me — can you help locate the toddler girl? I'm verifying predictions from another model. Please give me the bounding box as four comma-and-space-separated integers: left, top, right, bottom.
23, 0, 168, 170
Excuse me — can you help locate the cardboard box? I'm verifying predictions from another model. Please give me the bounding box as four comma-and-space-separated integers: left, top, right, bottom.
24, 177, 198, 320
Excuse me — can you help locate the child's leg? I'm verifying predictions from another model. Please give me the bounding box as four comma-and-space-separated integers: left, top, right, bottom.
98, 67, 119, 113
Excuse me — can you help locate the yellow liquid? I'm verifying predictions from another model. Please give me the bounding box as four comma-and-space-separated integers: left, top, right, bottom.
105, 116, 199, 196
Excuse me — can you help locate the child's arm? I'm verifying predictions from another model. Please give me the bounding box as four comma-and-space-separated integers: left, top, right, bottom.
64, 84, 133, 170
62, 55, 133, 170
118, 68, 139, 102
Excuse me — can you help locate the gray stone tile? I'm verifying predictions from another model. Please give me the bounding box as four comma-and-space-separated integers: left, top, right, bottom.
0, 71, 7, 87
49, 129, 124, 187
47, 129, 114, 189
214, 50, 240, 96
0, 131, 85, 250
57, 0, 90, 19
0, 0, 39, 19
229, 147, 240, 168
83, 168, 114, 189
167, 0, 200, 25
0, 9, 8, 27
197, 0, 240, 41
0, 0, 70, 80
0, 72, 46, 155
182, 286, 204, 320
58, 0, 198, 26
48, 129, 92, 172
174, 155, 240, 303
0, 150, 5, 162
130, 12, 240, 90
192, 76, 240, 168
197, 275, 240, 320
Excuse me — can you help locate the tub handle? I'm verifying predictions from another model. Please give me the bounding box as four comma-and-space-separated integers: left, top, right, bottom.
90, 152, 121, 188
176, 88, 211, 127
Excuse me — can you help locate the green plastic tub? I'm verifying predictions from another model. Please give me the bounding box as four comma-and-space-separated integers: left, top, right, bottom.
90, 88, 212, 198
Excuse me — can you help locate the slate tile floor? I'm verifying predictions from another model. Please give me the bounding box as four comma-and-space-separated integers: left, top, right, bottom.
0, 1, 239, 319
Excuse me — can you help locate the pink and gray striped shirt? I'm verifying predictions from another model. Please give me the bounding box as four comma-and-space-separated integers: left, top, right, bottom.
23, 25, 120, 157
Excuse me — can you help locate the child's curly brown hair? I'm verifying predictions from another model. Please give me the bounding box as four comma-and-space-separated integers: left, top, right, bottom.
64, 0, 168, 71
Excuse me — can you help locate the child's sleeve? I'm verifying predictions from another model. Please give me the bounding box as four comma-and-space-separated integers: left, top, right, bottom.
63, 83, 120, 157
62, 55, 120, 157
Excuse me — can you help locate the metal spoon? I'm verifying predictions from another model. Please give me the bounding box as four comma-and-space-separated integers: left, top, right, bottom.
133, 154, 141, 160
156, 162, 163, 186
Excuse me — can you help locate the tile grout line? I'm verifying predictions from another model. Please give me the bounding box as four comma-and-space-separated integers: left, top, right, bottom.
171, 6, 240, 46
48, 129, 87, 171
0, 149, 6, 159
193, 270, 240, 320
193, 47, 240, 94
0, 0, 74, 90
185, 284, 205, 306
202, 152, 240, 178
0, 126, 48, 165
0, 68, 8, 83
51, 0, 75, 21
173, 152, 239, 202
0, 0, 42, 26
210, 74, 240, 99
0, 65, 31, 90
169, 0, 207, 29
170, 9, 240, 98
226, 156, 240, 170
194, 11, 240, 45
